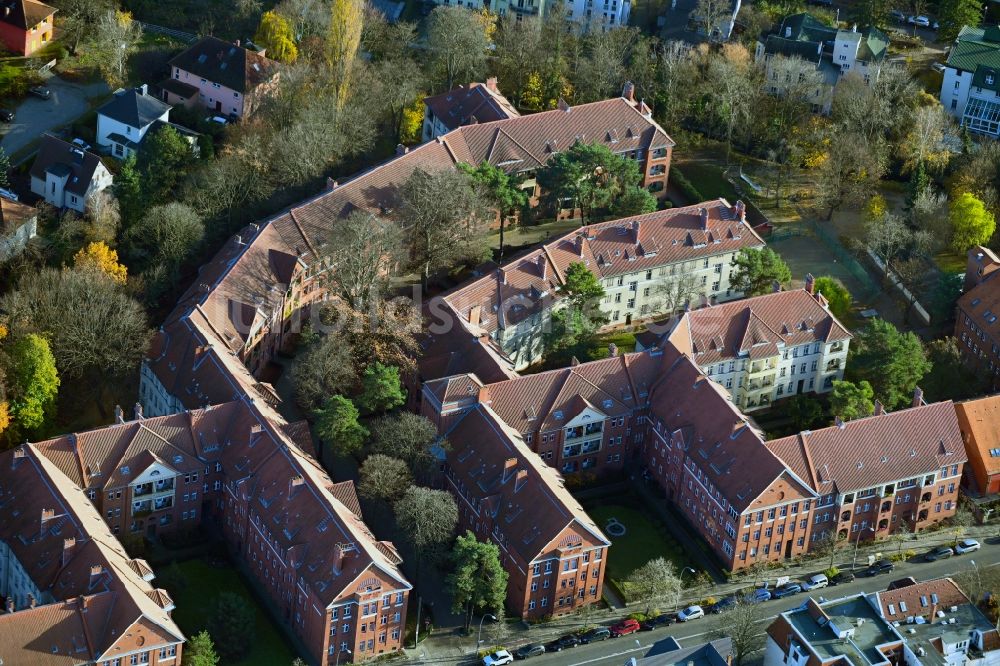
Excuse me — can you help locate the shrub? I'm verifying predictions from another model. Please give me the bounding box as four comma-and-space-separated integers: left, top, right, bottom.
627, 612, 649, 622
888, 553, 905, 562
904, 549, 917, 559
824, 567, 840, 578
700, 596, 717, 607
670, 166, 704, 203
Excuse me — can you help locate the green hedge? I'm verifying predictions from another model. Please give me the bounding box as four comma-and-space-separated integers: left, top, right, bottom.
669, 166, 704, 204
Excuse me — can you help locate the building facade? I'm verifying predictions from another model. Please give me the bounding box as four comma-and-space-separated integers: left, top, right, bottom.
0, 0, 54, 56
940, 26, 1000, 138
658, 283, 851, 412
29, 135, 113, 213
954, 394, 1000, 495
956, 246, 1000, 387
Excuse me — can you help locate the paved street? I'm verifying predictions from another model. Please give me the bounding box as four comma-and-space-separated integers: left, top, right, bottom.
0, 74, 109, 158
408, 538, 1000, 666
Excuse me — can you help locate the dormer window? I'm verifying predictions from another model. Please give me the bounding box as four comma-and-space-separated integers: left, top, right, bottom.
988, 74, 996, 86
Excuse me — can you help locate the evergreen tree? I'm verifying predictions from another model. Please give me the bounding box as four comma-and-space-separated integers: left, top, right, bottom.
849, 318, 931, 408
356, 362, 406, 415
829, 380, 875, 421
182, 630, 220, 666
730, 248, 792, 296
208, 593, 255, 662
447, 531, 509, 631
314, 395, 368, 458
6, 333, 59, 434
937, 0, 982, 41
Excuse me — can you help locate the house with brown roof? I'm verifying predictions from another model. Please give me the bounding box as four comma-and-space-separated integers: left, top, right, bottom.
29, 135, 113, 214
0, 0, 54, 56
656, 280, 851, 411
141, 92, 678, 414
956, 246, 1000, 388
423, 393, 610, 619
764, 578, 999, 666
164, 36, 278, 119
434, 198, 765, 370
954, 394, 1000, 495
0, 444, 184, 665
422, 78, 520, 142
24, 397, 412, 665
0, 194, 37, 260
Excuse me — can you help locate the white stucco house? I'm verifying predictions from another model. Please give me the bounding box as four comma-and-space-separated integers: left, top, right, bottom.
96, 85, 199, 159
29, 135, 113, 214
940, 25, 1000, 138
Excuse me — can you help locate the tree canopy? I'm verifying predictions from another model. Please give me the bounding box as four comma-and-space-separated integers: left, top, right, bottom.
813, 277, 852, 321
950, 192, 995, 253
356, 362, 406, 415
536, 141, 647, 224
625, 557, 683, 614
314, 395, 368, 458
829, 379, 875, 421
447, 531, 509, 631
358, 454, 412, 503
849, 318, 931, 409
255, 10, 298, 63
208, 593, 255, 663
730, 248, 791, 296
182, 630, 220, 666
5, 333, 59, 435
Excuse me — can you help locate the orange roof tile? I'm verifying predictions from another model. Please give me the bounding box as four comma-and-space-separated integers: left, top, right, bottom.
954, 394, 1000, 477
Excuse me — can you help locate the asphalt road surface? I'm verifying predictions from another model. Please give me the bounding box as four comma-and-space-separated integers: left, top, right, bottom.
430, 539, 1000, 666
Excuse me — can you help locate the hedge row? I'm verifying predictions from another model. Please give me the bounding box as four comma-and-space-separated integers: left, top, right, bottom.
669, 166, 704, 204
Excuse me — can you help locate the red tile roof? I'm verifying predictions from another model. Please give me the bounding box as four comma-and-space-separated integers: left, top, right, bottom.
875, 578, 969, 623
665, 289, 851, 366
423, 80, 520, 132
765, 401, 966, 495
954, 394, 1000, 477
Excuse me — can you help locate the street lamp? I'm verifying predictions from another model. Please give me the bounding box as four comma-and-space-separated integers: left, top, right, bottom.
477, 613, 497, 655
334, 646, 351, 666
680, 567, 696, 581
851, 526, 876, 570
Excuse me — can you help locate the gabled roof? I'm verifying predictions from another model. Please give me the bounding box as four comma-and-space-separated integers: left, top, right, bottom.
666, 289, 851, 367
97, 87, 172, 129
168, 35, 277, 94
855, 27, 888, 62
0, 195, 37, 236
29, 135, 106, 197
775, 12, 838, 43
765, 402, 966, 495
954, 394, 1000, 478
0, 0, 55, 30
424, 80, 520, 132
946, 25, 1000, 75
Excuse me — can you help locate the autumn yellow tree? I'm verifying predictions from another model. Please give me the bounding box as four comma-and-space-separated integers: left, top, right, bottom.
255, 10, 298, 63
399, 99, 424, 144
328, 0, 363, 110
74, 242, 128, 284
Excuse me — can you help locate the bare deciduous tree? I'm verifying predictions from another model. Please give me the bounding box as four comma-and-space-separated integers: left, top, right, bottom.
865, 213, 910, 278
88, 10, 142, 89
427, 6, 489, 90
625, 557, 683, 614
691, 0, 733, 40
320, 211, 402, 309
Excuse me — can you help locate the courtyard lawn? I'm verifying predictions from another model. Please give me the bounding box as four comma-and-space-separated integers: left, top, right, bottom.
583, 502, 695, 585
674, 163, 741, 204
933, 250, 966, 275
171, 558, 298, 665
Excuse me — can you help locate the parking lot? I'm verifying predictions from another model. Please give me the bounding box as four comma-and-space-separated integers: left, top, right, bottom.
0, 74, 109, 158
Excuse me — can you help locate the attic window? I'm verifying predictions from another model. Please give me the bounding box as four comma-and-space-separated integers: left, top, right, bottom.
553, 410, 564, 420
972, 298, 982, 306
988, 74, 995, 85
197, 54, 207, 63
120, 466, 130, 475
173, 455, 183, 464
990, 448, 1000, 457
602, 399, 613, 409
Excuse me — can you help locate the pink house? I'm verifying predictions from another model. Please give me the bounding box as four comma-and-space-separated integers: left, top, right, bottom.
162, 36, 278, 119
0, 0, 55, 56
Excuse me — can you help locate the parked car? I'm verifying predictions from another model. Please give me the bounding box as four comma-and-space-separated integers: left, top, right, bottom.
803, 574, 829, 591
932, 62, 946, 73
483, 650, 514, 666
924, 546, 955, 562
866, 560, 895, 576
677, 605, 705, 622
890, 9, 907, 21
206, 115, 228, 125
0, 188, 18, 202
29, 86, 51, 99
830, 571, 855, 586
71, 138, 92, 151
773, 583, 803, 599
711, 596, 738, 614
514, 644, 546, 660
579, 627, 611, 643
640, 614, 673, 631
0, 109, 13, 122
956, 539, 980, 554
744, 588, 772, 604
545, 635, 579, 652
610, 619, 641, 637
908, 14, 931, 25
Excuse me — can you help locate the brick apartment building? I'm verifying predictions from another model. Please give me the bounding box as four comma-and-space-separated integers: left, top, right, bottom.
956, 246, 1000, 388
421, 78, 520, 141
434, 198, 765, 370
0, 444, 184, 665
954, 394, 1000, 495
426, 342, 966, 575
423, 397, 611, 619
24, 399, 411, 665
653, 283, 851, 412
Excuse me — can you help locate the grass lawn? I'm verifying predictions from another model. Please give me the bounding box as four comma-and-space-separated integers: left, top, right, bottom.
171, 558, 298, 665
490, 218, 581, 252
583, 502, 695, 585
933, 251, 966, 274
674, 162, 741, 203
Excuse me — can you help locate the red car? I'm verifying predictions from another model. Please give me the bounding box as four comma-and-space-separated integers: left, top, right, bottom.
610, 619, 640, 637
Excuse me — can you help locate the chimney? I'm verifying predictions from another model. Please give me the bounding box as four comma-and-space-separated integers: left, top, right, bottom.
133, 402, 144, 420
700, 207, 709, 230
631, 219, 641, 244
571, 356, 580, 366
469, 304, 481, 327
772, 280, 782, 293
500, 267, 509, 285
503, 457, 517, 482
137, 83, 148, 96
62, 538, 77, 566
835, 416, 845, 429
89, 565, 103, 588
114, 404, 124, 423
289, 475, 305, 497
5, 597, 13, 613
486, 76, 498, 92
326, 177, 338, 191
234, 39, 241, 47
622, 81, 636, 102
575, 235, 585, 257
514, 469, 529, 492
478, 385, 491, 405
805, 273, 815, 296
912, 386, 924, 408
395, 144, 409, 156
40, 508, 55, 534
874, 400, 885, 416
557, 97, 570, 112
12, 446, 25, 468
608, 342, 619, 357
735, 200, 746, 222
79, 595, 89, 612
27, 594, 36, 609
537, 255, 547, 280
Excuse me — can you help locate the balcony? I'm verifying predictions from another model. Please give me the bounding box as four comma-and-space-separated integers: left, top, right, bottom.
749, 359, 777, 376
747, 377, 775, 392
825, 360, 841, 371
830, 342, 845, 353
133, 479, 175, 497
565, 423, 603, 441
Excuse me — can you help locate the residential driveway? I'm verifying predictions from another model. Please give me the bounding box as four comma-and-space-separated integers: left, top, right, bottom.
0, 74, 109, 157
